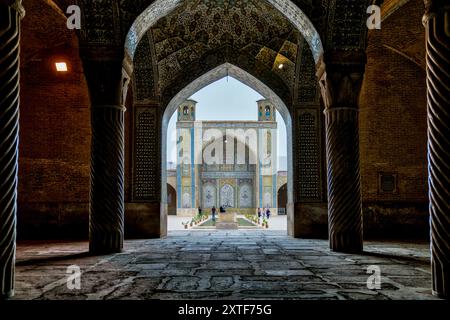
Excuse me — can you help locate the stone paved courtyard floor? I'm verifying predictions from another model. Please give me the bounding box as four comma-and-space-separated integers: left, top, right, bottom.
168, 215, 287, 230
14, 231, 440, 300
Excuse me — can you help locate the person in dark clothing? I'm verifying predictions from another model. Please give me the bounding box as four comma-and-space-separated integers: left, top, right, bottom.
266, 208, 271, 219
211, 206, 216, 221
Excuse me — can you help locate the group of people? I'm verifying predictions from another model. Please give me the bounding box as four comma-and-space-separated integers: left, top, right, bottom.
200, 206, 270, 222
257, 207, 271, 221
209, 206, 226, 221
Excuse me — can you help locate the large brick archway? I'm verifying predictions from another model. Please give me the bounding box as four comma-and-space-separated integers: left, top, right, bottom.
1, 0, 448, 300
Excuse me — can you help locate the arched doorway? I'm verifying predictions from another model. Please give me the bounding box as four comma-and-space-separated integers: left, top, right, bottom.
277, 183, 288, 215
161, 63, 295, 233
167, 184, 177, 216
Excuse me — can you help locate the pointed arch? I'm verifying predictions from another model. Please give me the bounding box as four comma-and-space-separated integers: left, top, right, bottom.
161, 63, 294, 231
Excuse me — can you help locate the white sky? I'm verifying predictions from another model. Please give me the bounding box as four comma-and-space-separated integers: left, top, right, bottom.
166, 76, 288, 170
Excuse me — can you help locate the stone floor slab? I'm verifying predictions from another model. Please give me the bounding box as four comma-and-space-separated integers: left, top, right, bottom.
13, 231, 440, 300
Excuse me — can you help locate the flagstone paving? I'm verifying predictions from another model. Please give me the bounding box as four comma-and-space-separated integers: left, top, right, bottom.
13, 231, 440, 300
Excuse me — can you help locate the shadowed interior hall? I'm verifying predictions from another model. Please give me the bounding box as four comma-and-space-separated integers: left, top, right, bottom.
0, 0, 448, 300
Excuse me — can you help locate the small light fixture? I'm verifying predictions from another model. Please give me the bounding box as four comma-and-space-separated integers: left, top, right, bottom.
278, 63, 284, 70
55, 62, 68, 72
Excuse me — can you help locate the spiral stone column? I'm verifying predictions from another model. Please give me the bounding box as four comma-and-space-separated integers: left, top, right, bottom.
0, 0, 24, 299
82, 57, 130, 254
89, 104, 126, 253
318, 58, 365, 253
423, 0, 450, 299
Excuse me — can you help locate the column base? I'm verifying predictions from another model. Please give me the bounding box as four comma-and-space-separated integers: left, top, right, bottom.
1, 290, 14, 300
432, 291, 447, 299
89, 231, 123, 254
330, 231, 363, 253
432, 261, 449, 299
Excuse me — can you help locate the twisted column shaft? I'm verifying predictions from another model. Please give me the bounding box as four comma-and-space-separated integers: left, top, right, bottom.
424, 2, 450, 299
324, 107, 363, 253
0, 2, 22, 299
89, 105, 125, 254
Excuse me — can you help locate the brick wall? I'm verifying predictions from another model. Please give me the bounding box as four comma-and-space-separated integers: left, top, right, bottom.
359, 0, 429, 238
17, 0, 91, 239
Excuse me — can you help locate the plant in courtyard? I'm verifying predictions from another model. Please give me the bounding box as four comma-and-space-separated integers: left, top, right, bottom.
244, 213, 259, 225
193, 213, 206, 225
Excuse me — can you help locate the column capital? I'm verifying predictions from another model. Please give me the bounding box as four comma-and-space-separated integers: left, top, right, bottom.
82, 57, 130, 107
0, 0, 24, 18
323, 107, 359, 123
91, 104, 126, 112
317, 59, 365, 111
423, 0, 450, 25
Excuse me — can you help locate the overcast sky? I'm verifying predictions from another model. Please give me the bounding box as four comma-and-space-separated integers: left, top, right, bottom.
166, 76, 287, 170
